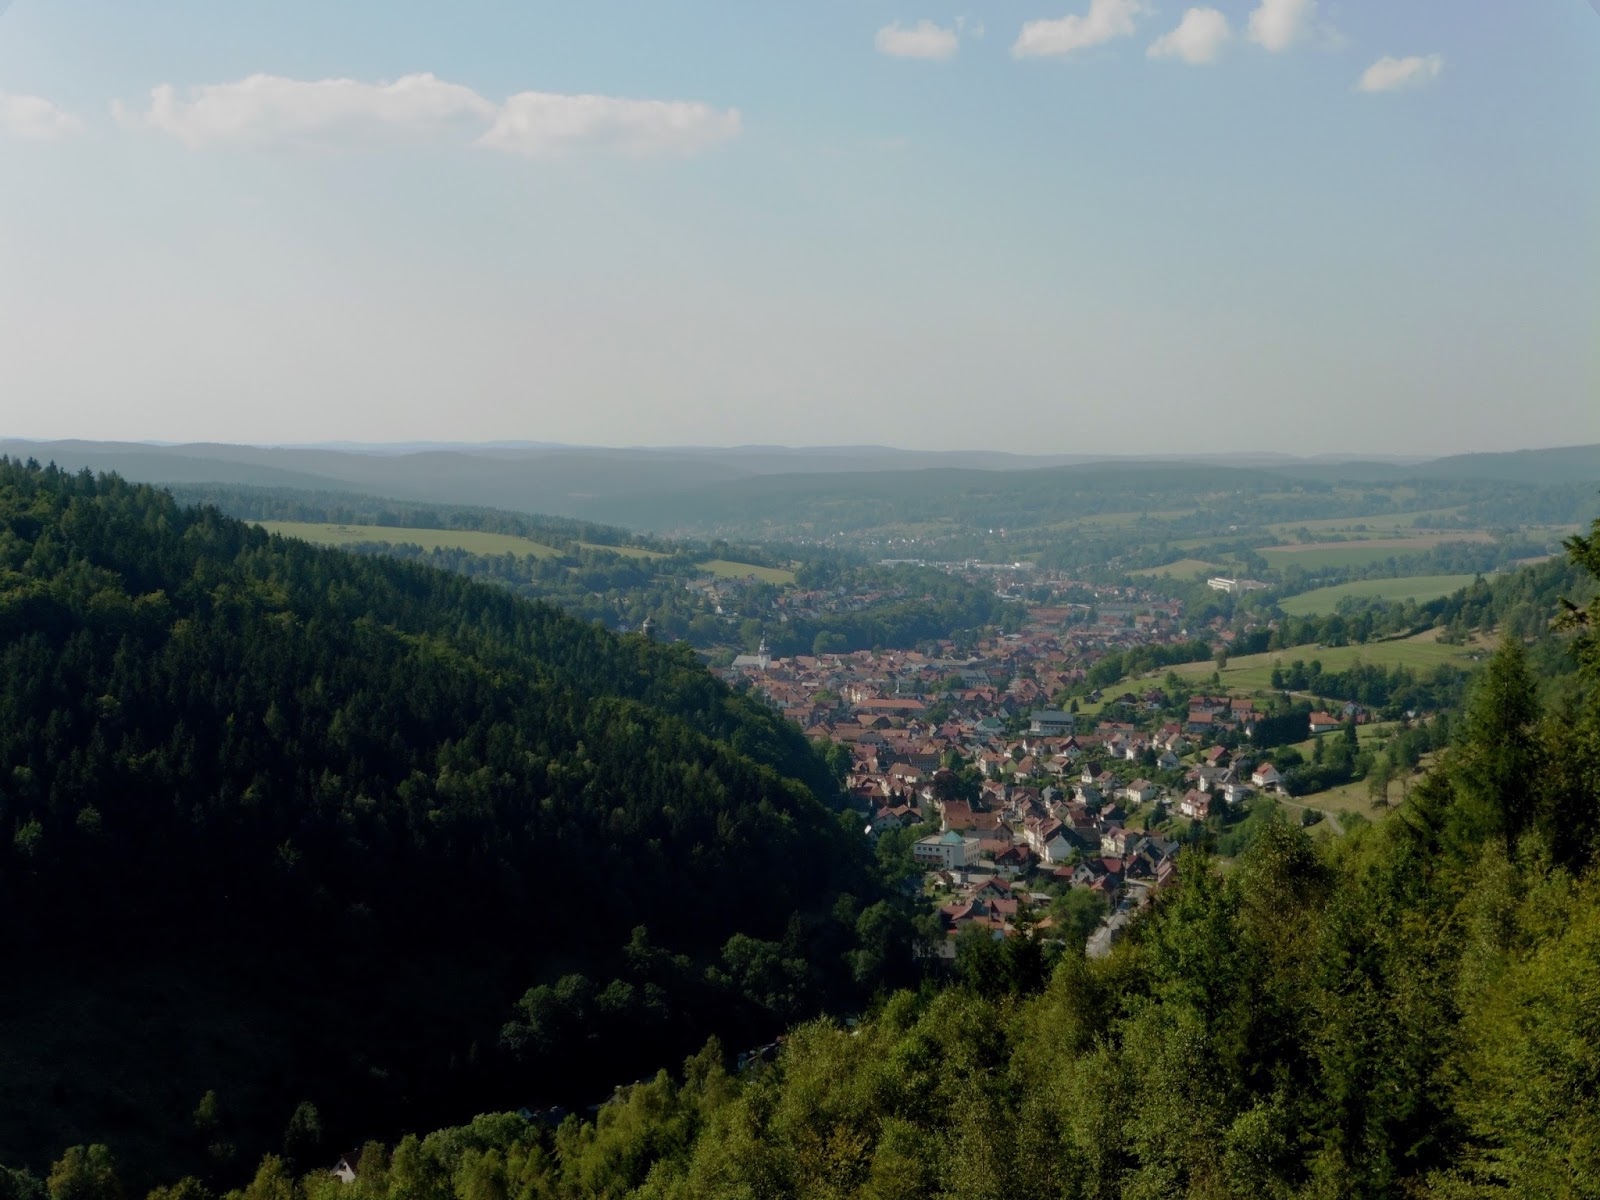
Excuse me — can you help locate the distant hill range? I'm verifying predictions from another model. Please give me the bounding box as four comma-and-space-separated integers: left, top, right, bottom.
2, 439, 1596, 534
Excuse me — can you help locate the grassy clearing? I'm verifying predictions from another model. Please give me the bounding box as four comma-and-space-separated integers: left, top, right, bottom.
1300, 780, 1382, 818
700, 559, 797, 584
580, 541, 668, 559
256, 524, 793, 584
1276, 722, 1402, 764
1170, 630, 1490, 690
1261, 535, 1494, 571
259, 521, 561, 557
1064, 509, 1195, 530
1278, 574, 1480, 616
1130, 558, 1220, 578
1263, 508, 1470, 538
1293, 761, 1432, 822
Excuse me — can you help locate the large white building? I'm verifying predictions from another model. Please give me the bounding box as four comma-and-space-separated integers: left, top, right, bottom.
1029, 709, 1076, 736
1207, 577, 1269, 594
912, 830, 975, 870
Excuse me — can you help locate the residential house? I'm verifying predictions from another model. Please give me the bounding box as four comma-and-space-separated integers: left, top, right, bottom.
1101, 825, 1142, 856
1179, 789, 1213, 820
1309, 712, 1344, 736
1120, 778, 1157, 805
940, 800, 976, 831
1251, 762, 1283, 789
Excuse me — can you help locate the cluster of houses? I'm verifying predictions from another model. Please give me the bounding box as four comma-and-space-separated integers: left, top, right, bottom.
905, 781, 1186, 958
710, 580, 1376, 961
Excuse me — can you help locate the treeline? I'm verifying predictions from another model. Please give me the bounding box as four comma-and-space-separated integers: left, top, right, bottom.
1267, 535, 1552, 590
63, 519, 1600, 1200
1252, 557, 1593, 652
179, 483, 1019, 655
1261, 717, 1448, 799
0, 461, 906, 1185
167, 484, 657, 554
769, 575, 1023, 659
350, 545, 1018, 658
1078, 639, 1215, 692
1127, 556, 1590, 694
1130, 539, 1578, 633
1266, 656, 1474, 717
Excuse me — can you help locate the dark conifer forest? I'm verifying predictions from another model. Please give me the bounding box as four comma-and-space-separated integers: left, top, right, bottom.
0, 460, 898, 1186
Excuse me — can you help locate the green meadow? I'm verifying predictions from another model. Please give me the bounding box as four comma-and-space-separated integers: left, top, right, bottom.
580, 541, 667, 559
1169, 630, 1488, 690
1277, 573, 1480, 616
1262, 508, 1470, 539
257, 522, 791, 582
701, 559, 797, 585
258, 521, 562, 557
1260, 535, 1493, 571
1130, 557, 1221, 578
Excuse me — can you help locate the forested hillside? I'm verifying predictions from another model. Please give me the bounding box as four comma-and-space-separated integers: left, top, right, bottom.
49, 518, 1598, 1200
0, 461, 898, 1187
163, 484, 1019, 657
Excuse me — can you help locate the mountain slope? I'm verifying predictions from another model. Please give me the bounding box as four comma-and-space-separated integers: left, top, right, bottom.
0, 460, 878, 1184
101, 522, 1600, 1200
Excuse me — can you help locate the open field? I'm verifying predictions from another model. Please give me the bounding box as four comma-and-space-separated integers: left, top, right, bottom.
1263, 508, 1469, 538
256, 523, 791, 583
258, 521, 562, 557
1304, 781, 1377, 817
1064, 509, 1196, 530
1278, 574, 1480, 616
579, 541, 667, 559
1130, 558, 1220, 578
1291, 757, 1436, 823
1169, 629, 1490, 690
1261, 534, 1495, 571
1278, 721, 1402, 764
701, 559, 797, 584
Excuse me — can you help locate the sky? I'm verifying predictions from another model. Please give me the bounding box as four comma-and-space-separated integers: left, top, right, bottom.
0, 0, 1596, 454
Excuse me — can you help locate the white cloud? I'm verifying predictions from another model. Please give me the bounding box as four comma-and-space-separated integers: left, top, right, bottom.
1013, 0, 1145, 58
1246, 0, 1317, 51
1357, 54, 1443, 93
875, 20, 961, 60
478, 92, 741, 157
1147, 7, 1230, 63
111, 73, 495, 149
111, 73, 740, 158
0, 92, 84, 141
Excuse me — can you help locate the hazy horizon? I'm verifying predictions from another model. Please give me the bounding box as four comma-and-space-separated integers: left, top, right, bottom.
0, 434, 1584, 462
2, 1, 1597, 452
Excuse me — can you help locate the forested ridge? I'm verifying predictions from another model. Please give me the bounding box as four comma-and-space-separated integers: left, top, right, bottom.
0, 461, 901, 1187
22, 517, 1599, 1200
166, 483, 1018, 657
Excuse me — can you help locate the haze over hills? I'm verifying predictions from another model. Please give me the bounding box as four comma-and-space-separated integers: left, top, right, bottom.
2, 440, 1594, 535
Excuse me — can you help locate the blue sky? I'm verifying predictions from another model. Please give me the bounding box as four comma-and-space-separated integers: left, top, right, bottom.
0, 0, 1595, 453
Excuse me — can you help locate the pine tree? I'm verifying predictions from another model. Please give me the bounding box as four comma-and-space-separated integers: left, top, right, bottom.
1452, 636, 1541, 853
